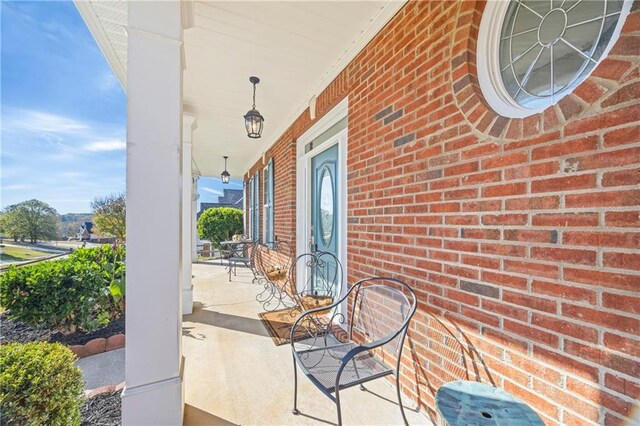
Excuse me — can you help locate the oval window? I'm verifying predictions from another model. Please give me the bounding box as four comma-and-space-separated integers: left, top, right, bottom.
319, 166, 334, 246
478, 0, 632, 118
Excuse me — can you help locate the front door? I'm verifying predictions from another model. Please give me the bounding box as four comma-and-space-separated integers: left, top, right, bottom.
311, 144, 338, 256
310, 143, 339, 297
297, 100, 347, 304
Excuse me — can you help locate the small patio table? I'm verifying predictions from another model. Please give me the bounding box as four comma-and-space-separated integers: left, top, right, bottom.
435, 380, 544, 426
220, 240, 246, 259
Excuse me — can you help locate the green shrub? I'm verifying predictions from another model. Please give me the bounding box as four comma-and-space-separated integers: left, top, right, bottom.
0, 245, 126, 332
69, 244, 125, 266
70, 245, 126, 314
0, 342, 84, 425
197, 207, 244, 248
0, 259, 107, 332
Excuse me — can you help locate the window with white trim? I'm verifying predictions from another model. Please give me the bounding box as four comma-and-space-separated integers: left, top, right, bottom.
248, 176, 254, 239
478, 0, 631, 118
252, 171, 260, 241
263, 158, 274, 243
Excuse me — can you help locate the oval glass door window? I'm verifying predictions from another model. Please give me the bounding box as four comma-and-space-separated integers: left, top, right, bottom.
319, 166, 334, 245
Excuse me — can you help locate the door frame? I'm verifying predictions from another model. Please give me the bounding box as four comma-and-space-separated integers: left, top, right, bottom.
296, 97, 348, 298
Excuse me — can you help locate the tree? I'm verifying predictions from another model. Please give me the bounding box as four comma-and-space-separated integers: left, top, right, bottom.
197, 207, 244, 248
0, 206, 26, 241
91, 192, 126, 242
0, 200, 59, 243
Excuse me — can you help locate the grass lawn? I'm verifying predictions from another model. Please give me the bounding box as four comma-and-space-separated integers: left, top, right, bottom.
0, 245, 50, 263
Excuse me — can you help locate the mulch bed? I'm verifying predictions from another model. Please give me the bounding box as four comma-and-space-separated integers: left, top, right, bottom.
81, 391, 122, 426
2, 313, 124, 425
0, 312, 52, 343
0, 312, 125, 346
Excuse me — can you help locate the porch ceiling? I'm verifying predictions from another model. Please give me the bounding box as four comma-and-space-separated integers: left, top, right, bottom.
75, 0, 406, 176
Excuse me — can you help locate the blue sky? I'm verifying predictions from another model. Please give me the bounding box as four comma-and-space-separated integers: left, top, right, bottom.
1, 1, 241, 214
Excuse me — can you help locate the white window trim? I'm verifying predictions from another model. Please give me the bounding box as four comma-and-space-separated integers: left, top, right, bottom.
263, 159, 274, 243
248, 176, 254, 240
253, 171, 260, 241
477, 0, 632, 119
263, 165, 269, 243
243, 180, 247, 238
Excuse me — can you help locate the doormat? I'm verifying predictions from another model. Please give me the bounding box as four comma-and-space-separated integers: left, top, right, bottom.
258, 307, 321, 346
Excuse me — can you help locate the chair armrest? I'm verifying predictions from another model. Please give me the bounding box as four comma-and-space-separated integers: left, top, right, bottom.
333, 343, 378, 390
339, 333, 400, 367
339, 343, 370, 366
289, 295, 347, 349
352, 332, 403, 353
334, 336, 400, 390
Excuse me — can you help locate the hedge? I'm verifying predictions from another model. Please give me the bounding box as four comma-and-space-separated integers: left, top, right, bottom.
0, 245, 126, 332
0, 342, 84, 425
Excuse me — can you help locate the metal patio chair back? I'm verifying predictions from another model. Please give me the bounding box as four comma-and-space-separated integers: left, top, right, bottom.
254, 240, 294, 310
291, 276, 417, 426
288, 250, 343, 316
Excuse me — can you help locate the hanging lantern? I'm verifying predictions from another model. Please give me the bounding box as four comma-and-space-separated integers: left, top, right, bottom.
244, 76, 264, 139
221, 156, 231, 184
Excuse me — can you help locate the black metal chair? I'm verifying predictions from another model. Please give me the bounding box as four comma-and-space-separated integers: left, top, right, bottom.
227, 240, 258, 282
291, 277, 417, 425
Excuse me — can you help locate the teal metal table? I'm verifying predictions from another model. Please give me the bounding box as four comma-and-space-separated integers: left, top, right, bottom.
435, 381, 544, 426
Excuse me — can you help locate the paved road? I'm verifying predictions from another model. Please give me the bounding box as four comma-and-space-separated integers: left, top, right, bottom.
0, 241, 111, 268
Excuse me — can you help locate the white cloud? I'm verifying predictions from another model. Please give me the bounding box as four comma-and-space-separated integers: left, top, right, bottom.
200, 187, 223, 196
1, 184, 32, 192
2, 109, 126, 154
85, 140, 126, 152
3, 109, 90, 135
57, 171, 89, 179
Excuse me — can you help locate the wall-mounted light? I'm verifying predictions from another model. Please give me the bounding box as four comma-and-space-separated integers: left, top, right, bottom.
221, 156, 230, 184
243, 76, 264, 139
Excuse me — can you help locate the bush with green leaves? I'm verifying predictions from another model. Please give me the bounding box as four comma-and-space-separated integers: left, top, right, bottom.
0, 342, 84, 425
69, 243, 125, 266
70, 245, 126, 313
197, 207, 244, 248
0, 259, 108, 332
0, 245, 126, 332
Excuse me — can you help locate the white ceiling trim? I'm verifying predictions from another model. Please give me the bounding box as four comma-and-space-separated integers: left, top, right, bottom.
74, 0, 127, 90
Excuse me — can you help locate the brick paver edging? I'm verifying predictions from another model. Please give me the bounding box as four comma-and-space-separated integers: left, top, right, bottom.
85, 381, 125, 399
69, 334, 125, 359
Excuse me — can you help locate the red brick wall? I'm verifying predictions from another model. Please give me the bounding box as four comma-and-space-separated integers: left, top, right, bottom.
246, 1, 640, 424
245, 128, 297, 243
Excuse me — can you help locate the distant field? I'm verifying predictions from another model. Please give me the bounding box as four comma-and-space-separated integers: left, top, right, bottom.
0, 246, 51, 263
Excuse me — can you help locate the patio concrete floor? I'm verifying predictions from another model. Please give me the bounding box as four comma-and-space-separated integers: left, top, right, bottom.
182, 263, 428, 425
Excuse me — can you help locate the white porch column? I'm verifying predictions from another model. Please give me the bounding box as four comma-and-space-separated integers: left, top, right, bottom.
122, 3, 184, 424
191, 177, 199, 261
182, 115, 197, 315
